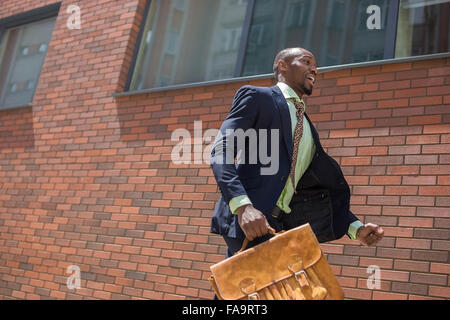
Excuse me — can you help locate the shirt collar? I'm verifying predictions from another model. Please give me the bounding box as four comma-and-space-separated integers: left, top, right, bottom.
276, 82, 305, 107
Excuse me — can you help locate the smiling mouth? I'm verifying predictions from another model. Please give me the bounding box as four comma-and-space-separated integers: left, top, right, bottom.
306, 74, 315, 85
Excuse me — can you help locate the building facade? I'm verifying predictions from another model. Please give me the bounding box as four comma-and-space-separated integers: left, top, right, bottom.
0, 0, 449, 299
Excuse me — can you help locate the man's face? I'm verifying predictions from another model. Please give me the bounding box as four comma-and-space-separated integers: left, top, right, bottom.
280, 50, 318, 97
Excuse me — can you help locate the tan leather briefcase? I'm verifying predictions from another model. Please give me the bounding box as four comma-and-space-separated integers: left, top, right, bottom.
209, 223, 344, 300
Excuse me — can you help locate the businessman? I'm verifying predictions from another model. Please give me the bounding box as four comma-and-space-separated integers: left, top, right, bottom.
210, 47, 384, 257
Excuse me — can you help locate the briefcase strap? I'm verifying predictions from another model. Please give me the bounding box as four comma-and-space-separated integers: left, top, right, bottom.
234, 228, 281, 255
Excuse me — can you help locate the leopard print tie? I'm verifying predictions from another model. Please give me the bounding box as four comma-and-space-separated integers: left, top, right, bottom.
289, 98, 305, 193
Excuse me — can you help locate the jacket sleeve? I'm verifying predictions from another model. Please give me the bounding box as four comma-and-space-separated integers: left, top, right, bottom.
346, 210, 362, 239
210, 86, 259, 204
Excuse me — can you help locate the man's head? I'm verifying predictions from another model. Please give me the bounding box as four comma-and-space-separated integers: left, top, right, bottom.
273, 47, 318, 98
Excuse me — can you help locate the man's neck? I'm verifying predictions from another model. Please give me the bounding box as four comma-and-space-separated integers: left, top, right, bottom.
277, 81, 303, 100
278, 80, 304, 99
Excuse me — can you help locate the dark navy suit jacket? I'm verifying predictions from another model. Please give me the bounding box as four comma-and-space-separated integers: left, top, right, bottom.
210, 85, 358, 242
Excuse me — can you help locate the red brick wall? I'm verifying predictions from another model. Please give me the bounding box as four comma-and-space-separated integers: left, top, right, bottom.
0, 0, 449, 300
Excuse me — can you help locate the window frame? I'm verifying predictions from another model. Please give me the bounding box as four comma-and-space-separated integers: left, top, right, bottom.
0, 2, 61, 111
122, 0, 450, 95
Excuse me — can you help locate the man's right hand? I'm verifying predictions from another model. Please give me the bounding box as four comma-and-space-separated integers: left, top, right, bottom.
236, 204, 275, 241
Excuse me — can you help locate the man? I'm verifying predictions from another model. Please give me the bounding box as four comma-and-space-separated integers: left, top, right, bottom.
210, 47, 384, 257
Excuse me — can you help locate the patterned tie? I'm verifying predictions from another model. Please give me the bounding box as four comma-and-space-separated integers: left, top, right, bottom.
289, 98, 305, 194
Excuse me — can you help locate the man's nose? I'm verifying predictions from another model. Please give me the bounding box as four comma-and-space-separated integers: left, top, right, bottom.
310, 65, 318, 75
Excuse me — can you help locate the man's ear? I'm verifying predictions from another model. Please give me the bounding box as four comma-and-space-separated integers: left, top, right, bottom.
277, 60, 287, 74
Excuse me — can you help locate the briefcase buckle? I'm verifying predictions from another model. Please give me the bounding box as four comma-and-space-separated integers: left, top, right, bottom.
247, 292, 260, 300
294, 270, 309, 287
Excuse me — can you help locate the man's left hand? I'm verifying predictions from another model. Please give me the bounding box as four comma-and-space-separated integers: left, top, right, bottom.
356, 223, 384, 247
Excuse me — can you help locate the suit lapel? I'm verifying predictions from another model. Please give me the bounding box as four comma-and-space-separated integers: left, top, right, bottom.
271, 86, 293, 161
304, 112, 324, 153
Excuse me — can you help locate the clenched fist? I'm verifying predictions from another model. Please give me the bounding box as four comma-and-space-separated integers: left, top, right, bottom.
356, 223, 384, 247
236, 205, 275, 241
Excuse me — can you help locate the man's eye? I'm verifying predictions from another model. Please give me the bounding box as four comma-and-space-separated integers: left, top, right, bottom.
303, 60, 310, 65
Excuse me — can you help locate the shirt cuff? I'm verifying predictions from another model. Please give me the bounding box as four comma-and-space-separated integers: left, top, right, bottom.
348, 220, 364, 240
229, 195, 252, 214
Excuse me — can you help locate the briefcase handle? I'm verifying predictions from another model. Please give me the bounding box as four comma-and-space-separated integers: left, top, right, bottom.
235, 227, 283, 255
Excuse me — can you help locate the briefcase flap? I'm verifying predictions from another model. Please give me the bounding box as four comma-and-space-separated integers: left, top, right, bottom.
210, 224, 323, 300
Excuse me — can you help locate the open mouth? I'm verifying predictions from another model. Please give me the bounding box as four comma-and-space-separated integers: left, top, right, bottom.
306, 74, 315, 86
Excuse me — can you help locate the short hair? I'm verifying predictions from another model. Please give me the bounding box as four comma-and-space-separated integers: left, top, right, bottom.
272, 47, 304, 79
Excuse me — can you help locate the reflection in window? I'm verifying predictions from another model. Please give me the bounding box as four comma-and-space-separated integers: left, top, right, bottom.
396, 0, 450, 58
242, 0, 390, 76
0, 17, 56, 110
129, 0, 250, 90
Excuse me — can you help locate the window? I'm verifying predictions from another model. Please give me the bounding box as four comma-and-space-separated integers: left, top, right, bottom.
0, 12, 57, 110
241, 0, 392, 76
395, 0, 450, 58
128, 0, 450, 91
129, 0, 250, 90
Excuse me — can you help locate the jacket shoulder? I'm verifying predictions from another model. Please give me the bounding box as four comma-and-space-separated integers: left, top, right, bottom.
235, 85, 275, 100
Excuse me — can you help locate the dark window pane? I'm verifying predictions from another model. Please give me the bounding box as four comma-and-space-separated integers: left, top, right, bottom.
0, 17, 56, 110
396, 0, 450, 58
242, 0, 390, 76
130, 0, 250, 90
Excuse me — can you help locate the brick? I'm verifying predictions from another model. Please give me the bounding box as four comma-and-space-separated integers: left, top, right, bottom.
394, 260, 429, 272
334, 93, 362, 103
396, 238, 431, 249
349, 83, 379, 93
377, 248, 411, 260
430, 263, 450, 274
329, 129, 358, 138
367, 196, 399, 206
432, 240, 450, 251
372, 291, 408, 300
402, 176, 436, 185
379, 79, 410, 91
412, 250, 448, 262
336, 76, 364, 86
382, 206, 415, 217
429, 66, 450, 77
423, 124, 450, 134
411, 77, 444, 88
396, 69, 428, 80
429, 286, 450, 298
410, 273, 447, 286
421, 165, 450, 174
391, 282, 428, 296
341, 156, 371, 166
343, 137, 374, 147
373, 136, 405, 146
405, 155, 439, 165
419, 186, 450, 196
380, 270, 410, 282
388, 145, 420, 155
370, 176, 402, 185
357, 146, 387, 156
394, 87, 426, 98
377, 98, 409, 109
385, 186, 418, 196
343, 288, 372, 300
406, 135, 441, 145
